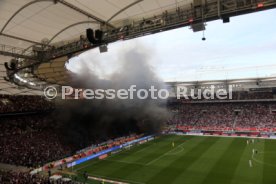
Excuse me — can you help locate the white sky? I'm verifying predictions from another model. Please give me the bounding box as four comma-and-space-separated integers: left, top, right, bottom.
66, 9, 276, 82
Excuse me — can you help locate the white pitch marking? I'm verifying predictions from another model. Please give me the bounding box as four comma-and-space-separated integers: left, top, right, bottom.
146, 142, 186, 166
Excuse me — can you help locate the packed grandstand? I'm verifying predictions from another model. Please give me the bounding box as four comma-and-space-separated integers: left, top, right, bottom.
1, 86, 276, 183
1, 0, 276, 184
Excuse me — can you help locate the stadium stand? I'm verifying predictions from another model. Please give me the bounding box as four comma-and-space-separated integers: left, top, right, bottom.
176, 91, 274, 102
0, 114, 72, 168
239, 91, 274, 100
0, 109, 140, 169
1, 0, 276, 183
0, 95, 54, 114
168, 101, 276, 132
0, 170, 77, 184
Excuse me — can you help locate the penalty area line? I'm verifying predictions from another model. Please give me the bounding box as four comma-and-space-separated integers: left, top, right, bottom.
146, 142, 186, 166
251, 151, 276, 168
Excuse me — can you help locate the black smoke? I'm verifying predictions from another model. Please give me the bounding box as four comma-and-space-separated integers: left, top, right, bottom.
55, 47, 169, 149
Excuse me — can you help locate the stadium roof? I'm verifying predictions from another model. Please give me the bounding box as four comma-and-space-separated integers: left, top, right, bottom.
0, 0, 191, 95
1, 0, 276, 95
0, 0, 191, 48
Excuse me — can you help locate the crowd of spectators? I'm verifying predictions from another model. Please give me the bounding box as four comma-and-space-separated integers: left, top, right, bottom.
76, 134, 140, 155
0, 115, 73, 168
235, 103, 276, 129
44, 134, 141, 170
1, 93, 275, 183
0, 170, 77, 184
0, 113, 141, 168
0, 95, 54, 114
0, 111, 140, 183
239, 91, 274, 100
168, 102, 276, 131
0, 170, 48, 184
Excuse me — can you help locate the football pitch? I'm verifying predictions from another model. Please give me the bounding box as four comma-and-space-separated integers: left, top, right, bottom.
70, 135, 276, 184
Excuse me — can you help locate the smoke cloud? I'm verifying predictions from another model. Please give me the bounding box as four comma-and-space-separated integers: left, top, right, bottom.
55, 45, 169, 149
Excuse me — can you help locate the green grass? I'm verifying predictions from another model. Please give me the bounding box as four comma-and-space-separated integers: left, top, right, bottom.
70, 135, 276, 184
